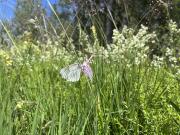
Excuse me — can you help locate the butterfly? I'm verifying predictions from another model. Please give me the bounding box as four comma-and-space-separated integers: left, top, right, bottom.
60, 56, 93, 82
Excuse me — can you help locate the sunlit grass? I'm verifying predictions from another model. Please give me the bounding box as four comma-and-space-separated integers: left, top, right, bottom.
0, 52, 179, 134
0, 5, 179, 133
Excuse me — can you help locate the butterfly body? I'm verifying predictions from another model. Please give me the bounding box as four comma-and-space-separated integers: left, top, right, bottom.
81, 61, 93, 81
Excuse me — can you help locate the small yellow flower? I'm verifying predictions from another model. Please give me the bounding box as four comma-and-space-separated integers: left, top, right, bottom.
91, 25, 97, 38
15, 101, 24, 109
0, 50, 13, 66
6, 59, 13, 66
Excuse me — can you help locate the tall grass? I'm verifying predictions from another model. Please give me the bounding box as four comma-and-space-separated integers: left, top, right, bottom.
0, 2, 179, 134
0, 51, 179, 134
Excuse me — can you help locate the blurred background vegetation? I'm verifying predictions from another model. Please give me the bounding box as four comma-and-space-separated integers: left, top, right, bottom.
0, 0, 180, 47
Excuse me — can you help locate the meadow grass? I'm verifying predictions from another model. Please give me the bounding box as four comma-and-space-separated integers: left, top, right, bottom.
0, 11, 179, 134
0, 53, 179, 134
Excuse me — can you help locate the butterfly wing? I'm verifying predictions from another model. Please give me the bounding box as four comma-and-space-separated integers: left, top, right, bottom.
81, 63, 93, 81
60, 64, 81, 82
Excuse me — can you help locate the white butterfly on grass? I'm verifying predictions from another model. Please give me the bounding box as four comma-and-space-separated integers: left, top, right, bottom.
60, 56, 93, 82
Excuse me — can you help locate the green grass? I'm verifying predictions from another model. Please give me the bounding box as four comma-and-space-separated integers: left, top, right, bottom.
0, 55, 179, 135
0, 1, 179, 133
